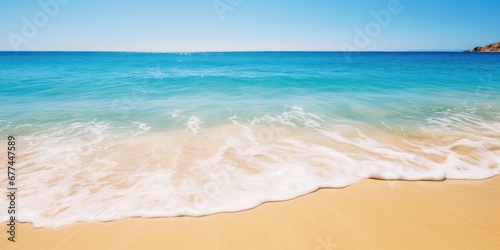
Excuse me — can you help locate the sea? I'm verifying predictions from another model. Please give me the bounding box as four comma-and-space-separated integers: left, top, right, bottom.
1, 51, 499, 228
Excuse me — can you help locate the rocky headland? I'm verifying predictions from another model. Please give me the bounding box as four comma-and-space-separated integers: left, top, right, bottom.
464, 41, 500, 52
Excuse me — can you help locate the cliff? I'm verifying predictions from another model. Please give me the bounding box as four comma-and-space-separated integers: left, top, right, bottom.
465, 42, 500, 52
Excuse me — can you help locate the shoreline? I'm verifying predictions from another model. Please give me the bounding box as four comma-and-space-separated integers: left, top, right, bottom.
2, 177, 500, 249
3, 116, 499, 229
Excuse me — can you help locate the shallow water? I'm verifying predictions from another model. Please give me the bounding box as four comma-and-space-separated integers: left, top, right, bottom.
1, 52, 499, 228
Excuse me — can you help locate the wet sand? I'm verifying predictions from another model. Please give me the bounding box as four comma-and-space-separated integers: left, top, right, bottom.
2, 176, 500, 250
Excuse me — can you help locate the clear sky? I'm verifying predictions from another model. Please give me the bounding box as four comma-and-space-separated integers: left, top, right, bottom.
1, 0, 499, 52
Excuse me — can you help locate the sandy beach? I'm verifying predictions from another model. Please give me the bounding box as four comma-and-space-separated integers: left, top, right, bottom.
3, 0, 500, 249
2, 176, 499, 250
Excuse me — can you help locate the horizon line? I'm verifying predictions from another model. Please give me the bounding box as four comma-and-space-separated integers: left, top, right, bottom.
0, 49, 471, 53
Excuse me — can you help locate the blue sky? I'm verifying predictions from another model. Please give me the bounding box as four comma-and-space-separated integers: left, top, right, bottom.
1, 0, 499, 51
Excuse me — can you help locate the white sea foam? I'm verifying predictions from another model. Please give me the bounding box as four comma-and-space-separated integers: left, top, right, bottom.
166, 109, 183, 119
131, 121, 152, 135
0, 107, 499, 228
186, 115, 203, 134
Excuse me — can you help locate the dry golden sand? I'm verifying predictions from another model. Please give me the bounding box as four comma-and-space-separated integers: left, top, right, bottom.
2, 177, 500, 250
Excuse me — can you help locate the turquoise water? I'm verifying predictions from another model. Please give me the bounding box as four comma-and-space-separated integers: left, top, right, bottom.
2, 52, 498, 131
1, 52, 499, 228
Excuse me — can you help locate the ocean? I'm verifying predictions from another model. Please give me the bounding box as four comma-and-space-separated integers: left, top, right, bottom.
1, 51, 499, 228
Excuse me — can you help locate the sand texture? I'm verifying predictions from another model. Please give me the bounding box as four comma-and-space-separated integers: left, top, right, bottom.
1, 177, 500, 250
